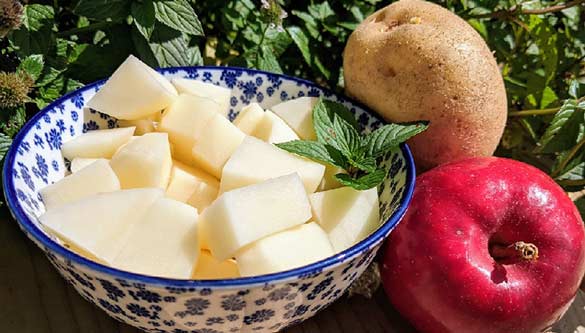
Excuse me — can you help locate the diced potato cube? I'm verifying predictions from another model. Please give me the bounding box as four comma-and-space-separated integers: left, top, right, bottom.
61, 127, 135, 160
70, 158, 107, 173
220, 136, 324, 193
110, 133, 172, 189
192, 250, 239, 279
87, 55, 177, 120
166, 161, 219, 212
112, 198, 199, 279
252, 111, 299, 144
318, 164, 346, 191
234, 103, 265, 135
158, 94, 220, 163
236, 222, 334, 276
271, 97, 318, 140
172, 78, 231, 117
39, 188, 164, 264
310, 187, 380, 252
200, 173, 311, 260
118, 118, 156, 136
191, 114, 245, 178
40, 159, 119, 211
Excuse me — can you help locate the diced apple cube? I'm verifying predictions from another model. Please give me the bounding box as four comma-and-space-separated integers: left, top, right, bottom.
271, 97, 318, 140
191, 114, 245, 178
118, 118, 155, 135
172, 78, 231, 117
200, 173, 311, 260
158, 94, 219, 163
318, 164, 346, 191
310, 187, 380, 252
112, 198, 199, 279
236, 222, 334, 276
220, 136, 325, 193
39, 188, 164, 264
61, 127, 135, 160
70, 158, 108, 173
192, 250, 239, 279
110, 133, 172, 189
166, 161, 219, 212
252, 111, 300, 143
40, 159, 120, 210
233, 103, 265, 135
87, 55, 178, 120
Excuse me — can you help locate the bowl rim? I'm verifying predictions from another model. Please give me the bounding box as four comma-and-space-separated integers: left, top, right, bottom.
3, 65, 416, 288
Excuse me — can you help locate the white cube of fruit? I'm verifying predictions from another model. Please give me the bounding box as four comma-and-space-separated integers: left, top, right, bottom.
172, 78, 232, 117
200, 173, 311, 260
112, 198, 199, 279
191, 114, 245, 178
220, 136, 325, 193
192, 250, 239, 279
271, 97, 318, 140
252, 111, 300, 144
70, 158, 108, 173
318, 164, 346, 191
158, 94, 220, 163
39, 188, 164, 264
310, 187, 380, 252
166, 161, 219, 212
236, 222, 334, 276
87, 55, 178, 120
233, 103, 265, 135
118, 118, 156, 135
40, 159, 120, 211
110, 133, 172, 189
61, 127, 135, 160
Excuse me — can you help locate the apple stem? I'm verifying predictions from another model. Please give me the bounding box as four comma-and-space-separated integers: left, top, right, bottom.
490, 241, 539, 262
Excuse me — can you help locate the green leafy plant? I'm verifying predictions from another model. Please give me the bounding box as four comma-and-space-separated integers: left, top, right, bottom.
277, 98, 428, 190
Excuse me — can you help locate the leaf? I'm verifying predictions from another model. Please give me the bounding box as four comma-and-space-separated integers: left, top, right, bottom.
349, 155, 377, 173
307, 2, 335, 21
132, 0, 156, 39
335, 169, 386, 191
18, 54, 44, 81
8, 4, 55, 56
364, 122, 429, 158
0, 133, 12, 161
257, 45, 283, 74
536, 100, 584, 153
74, 0, 130, 21
540, 86, 558, 109
132, 24, 202, 67
574, 196, 585, 220
569, 80, 581, 99
153, 0, 203, 36
276, 140, 339, 166
286, 26, 330, 79
0, 107, 27, 138
312, 98, 360, 158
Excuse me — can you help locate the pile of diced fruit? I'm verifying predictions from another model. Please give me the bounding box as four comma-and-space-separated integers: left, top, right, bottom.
38, 55, 381, 279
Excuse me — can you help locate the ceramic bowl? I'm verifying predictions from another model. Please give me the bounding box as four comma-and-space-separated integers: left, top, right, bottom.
3, 66, 415, 333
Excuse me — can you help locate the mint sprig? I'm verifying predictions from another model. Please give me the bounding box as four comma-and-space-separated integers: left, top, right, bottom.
276, 97, 429, 190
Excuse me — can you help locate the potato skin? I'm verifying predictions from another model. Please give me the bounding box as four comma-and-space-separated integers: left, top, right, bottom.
343, 0, 507, 171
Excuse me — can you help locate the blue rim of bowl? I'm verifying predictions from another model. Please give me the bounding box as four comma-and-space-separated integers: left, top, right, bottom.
3, 66, 416, 288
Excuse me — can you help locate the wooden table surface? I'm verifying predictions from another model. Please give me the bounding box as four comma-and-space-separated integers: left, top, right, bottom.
2, 213, 585, 333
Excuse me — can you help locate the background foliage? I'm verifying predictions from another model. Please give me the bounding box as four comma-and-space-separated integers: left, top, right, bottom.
1, 0, 585, 202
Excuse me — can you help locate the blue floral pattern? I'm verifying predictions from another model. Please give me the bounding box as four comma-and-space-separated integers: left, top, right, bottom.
4, 66, 412, 333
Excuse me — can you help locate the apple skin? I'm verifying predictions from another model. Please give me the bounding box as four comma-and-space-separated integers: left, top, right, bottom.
380, 157, 585, 333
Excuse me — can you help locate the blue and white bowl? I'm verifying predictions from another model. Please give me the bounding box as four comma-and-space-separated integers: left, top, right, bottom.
3, 67, 415, 333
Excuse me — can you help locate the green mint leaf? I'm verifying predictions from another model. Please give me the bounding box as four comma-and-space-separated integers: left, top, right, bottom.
153, 0, 203, 36
132, 23, 202, 67
286, 25, 330, 79
0, 133, 12, 161
536, 99, 584, 153
8, 4, 55, 57
74, 0, 130, 21
364, 122, 429, 158
132, 0, 155, 39
335, 169, 386, 191
0, 107, 27, 138
313, 98, 360, 154
574, 196, 585, 221
540, 86, 558, 109
569, 80, 581, 99
257, 45, 283, 74
349, 155, 377, 173
18, 54, 44, 82
276, 140, 342, 166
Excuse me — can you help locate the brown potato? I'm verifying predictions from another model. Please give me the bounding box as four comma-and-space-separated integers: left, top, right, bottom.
343, 0, 507, 171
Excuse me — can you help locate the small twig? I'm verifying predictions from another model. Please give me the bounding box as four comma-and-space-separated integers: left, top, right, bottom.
557, 179, 585, 187
468, 0, 585, 19
508, 107, 560, 117
552, 136, 585, 178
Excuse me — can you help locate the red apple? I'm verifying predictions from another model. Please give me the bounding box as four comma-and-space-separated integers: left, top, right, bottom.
381, 157, 585, 333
